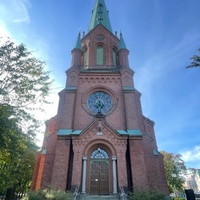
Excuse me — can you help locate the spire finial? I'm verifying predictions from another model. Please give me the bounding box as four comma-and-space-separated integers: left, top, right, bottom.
88, 0, 112, 33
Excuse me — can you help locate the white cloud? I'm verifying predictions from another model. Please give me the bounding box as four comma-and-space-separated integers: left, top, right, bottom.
0, 0, 32, 42
13, 0, 31, 24
0, 0, 50, 67
0, 0, 31, 24
180, 146, 200, 163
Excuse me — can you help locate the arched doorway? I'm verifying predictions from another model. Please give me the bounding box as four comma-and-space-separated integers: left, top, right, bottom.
90, 148, 109, 195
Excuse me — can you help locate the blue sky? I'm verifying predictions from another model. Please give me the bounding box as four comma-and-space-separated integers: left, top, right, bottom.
0, 0, 200, 169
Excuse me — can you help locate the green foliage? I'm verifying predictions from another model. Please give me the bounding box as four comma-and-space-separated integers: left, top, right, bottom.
129, 189, 166, 200
22, 190, 46, 200
161, 151, 186, 194
0, 37, 52, 194
0, 38, 51, 106
186, 49, 200, 68
0, 37, 52, 135
0, 104, 38, 193
173, 198, 185, 200
22, 189, 73, 200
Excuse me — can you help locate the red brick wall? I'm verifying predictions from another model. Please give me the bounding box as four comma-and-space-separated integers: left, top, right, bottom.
35, 154, 45, 190
51, 139, 71, 190
30, 152, 41, 190
40, 132, 57, 189
129, 138, 149, 190
142, 117, 169, 194
73, 74, 127, 131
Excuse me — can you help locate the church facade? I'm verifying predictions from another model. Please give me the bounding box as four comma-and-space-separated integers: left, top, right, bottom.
31, 0, 169, 195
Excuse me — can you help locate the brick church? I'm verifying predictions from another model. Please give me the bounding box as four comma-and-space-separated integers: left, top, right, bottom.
31, 0, 169, 196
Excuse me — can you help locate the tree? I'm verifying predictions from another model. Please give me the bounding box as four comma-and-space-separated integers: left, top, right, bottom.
0, 37, 52, 198
0, 104, 38, 198
186, 49, 200, 68
0, 37, 52, 136
161, 151, 186, 194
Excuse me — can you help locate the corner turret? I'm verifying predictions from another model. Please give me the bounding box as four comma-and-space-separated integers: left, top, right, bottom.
118, 32, 129, 68
71, 33, 83, 67
74, 32, 81, 49
119, 32, 127, 50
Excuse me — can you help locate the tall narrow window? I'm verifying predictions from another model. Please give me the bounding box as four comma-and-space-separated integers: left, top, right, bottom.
112, 49, 117, 66
83, 49, 88, 66
96, 45, 104, 65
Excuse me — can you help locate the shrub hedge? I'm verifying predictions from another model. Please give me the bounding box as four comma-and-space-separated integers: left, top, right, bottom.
129, 189, 167, 200
22, 189, 72, 200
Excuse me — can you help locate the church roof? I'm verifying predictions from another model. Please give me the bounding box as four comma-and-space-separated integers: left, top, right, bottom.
88, 0, 113, 33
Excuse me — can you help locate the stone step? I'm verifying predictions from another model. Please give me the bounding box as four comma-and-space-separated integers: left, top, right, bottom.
79, 194, 120, 200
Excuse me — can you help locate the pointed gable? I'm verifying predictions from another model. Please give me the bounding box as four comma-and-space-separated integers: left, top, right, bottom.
72, 116, 128, 143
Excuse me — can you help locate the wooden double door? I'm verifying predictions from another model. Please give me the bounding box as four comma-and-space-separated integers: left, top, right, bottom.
90, 160, 109, 195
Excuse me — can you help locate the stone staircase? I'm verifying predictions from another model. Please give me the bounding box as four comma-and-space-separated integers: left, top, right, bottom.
79, 194, 120, 200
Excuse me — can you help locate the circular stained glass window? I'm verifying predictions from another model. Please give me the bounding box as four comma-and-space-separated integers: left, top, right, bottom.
87, 92, 112, 114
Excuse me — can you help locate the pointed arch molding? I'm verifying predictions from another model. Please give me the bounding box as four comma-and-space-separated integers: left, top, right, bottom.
83, 138, 117, 157
82, 86, 118, 116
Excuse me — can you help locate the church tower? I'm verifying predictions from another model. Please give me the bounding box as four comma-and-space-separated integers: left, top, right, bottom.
31, 0, 169, 196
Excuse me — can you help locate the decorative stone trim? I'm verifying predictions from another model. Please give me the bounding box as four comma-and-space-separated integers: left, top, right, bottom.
79, 77, 121, 83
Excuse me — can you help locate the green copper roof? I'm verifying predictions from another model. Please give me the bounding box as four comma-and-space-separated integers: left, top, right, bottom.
119, 32, 127, 50
57, 129, 82, 136
88, 0, 112, 33
74, 32, 81, 49
117, 130, 142, 136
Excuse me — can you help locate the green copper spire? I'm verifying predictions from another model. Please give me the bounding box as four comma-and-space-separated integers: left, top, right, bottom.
74, 32, 81, 49
88, 0, 112, 33
119, 32, 127, 50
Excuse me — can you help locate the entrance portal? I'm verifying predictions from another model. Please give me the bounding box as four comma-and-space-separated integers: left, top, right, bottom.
90, 148, 109, 195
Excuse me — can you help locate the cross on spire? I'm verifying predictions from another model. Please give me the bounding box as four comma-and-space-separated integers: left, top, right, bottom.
98, 3, 104, 10
97, 3, 104, 23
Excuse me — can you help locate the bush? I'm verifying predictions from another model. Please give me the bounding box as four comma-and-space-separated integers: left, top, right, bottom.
173, 198, 185, 200
22, 189, 72, 200
22, 190, 46, 200
129, 189, 167, 200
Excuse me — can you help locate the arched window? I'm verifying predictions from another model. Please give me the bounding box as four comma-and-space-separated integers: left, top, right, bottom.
91, 148, 109, 159
83, 48, 88, 66
112, 48, 117, 66
96, 45, 104, 65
